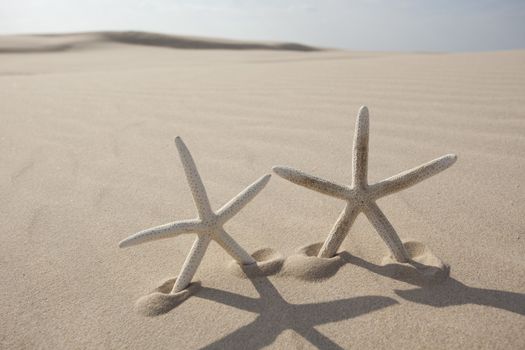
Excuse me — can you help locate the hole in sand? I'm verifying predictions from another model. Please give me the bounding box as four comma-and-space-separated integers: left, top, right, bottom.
135, 277, 201, 317
381, 240, 450, 284
280, 242, 347, 281
227, 248, 284, 278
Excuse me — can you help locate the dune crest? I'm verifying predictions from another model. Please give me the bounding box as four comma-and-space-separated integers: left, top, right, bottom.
0, 31, 320, 53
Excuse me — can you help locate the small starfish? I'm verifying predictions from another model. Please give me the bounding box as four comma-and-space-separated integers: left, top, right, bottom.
273, 106, 457, 261
119, 137, 271, 293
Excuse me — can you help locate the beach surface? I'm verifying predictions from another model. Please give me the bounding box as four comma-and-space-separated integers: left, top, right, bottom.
1, 32, 524, 349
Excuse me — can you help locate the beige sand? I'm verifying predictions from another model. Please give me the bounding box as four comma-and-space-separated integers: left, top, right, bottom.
0, 32, 524, 349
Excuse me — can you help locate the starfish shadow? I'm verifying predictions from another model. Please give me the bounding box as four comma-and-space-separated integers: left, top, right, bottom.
345, 254, 525, 316
196, 272, 398, 349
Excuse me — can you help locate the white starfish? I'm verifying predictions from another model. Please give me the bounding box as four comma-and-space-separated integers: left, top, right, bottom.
120, 137, 270, 293
273, 106, 457, 261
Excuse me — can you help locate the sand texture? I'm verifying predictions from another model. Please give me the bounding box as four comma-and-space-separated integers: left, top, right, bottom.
1, 33, 524, 349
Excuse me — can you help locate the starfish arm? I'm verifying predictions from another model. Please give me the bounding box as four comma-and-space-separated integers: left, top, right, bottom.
370, 154, 457, 198
174, 136, 214, 218
213, 228, 256, 265
216, 174, 271, 223
351, 106, 369, 187
317, 203, 359, 258
272, 166, 348, 199
118, 219, 200, 248
363, 202, 410, 262
172, 234, 212, 292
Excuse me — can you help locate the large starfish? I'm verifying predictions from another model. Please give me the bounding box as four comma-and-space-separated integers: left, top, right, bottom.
273, 106, 457, 261
119, 137, 270, 293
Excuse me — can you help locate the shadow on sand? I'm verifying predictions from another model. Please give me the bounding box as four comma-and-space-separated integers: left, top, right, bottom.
344, 253, 525, 316
145, 251, 523, 348
196, 272, 398, 349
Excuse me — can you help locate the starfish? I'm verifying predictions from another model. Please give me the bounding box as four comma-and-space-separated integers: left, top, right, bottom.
273, 106, 457, 262
119, 137, 271, 293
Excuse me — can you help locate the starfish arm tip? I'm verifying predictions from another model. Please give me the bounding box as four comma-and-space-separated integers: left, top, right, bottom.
174, 135, 185, 148
117, 221, 198, 249
272, 166, 313, 184
174, 136, 189, 157
172, 137, 213, 217
118, 238, 133, 248
446, 153, 458, 164
372, 153, 459, 198
272, 166, 292, 179
437, 153, 458, 171
261, 173, 272, 184
272, 166, 348, 198
359, 105, 369, 117
241, 172, 272, 196
217, 173, 272, 221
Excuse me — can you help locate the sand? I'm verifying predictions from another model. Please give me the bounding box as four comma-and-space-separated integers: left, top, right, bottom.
0, 32, 524, 349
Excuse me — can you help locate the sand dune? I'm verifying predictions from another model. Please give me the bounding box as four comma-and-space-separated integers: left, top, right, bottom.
0, 36, 524, 349
0, 31, 320, 53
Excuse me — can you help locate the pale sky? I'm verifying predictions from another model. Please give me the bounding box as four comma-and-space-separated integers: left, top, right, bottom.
1, 0, 524, 52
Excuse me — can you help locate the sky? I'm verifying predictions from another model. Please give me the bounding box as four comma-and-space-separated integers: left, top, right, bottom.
1, 0, 524, 52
